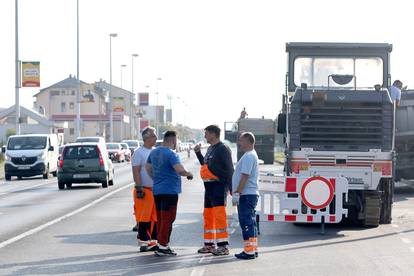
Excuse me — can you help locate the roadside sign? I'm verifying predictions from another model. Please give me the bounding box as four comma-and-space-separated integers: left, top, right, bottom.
22, 61, 40, 87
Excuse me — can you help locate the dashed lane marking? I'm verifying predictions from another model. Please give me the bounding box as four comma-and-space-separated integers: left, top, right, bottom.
0, 182, 134, 249
410, 247, 414, 253
391, 224, 399, 228
190, 255, 212, 276
401, 238, 412, 244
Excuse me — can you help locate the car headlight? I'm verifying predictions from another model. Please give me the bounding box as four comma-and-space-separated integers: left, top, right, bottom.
5, 154, 11, 161
37, 153, 46, 160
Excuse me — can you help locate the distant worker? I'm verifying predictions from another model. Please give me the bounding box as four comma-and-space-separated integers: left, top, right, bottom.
232, 132, 259, 260
132, 126, 158, 252
240, 107, 248, 119
146, 131, 193, 256
390, 80, 403, 107
194, 125, 234, 256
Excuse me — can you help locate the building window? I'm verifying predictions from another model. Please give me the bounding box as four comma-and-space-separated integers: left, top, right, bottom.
51, 90, 60, 96
71, 90, 75, 95
69, 128, 74, 135
61, 90, 66, 96
61, 102, 66, 112
69, 102, 74, 109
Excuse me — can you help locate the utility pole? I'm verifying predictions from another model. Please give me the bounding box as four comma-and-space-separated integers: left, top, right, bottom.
15, 0, 20, 135
75, 0, 81, 138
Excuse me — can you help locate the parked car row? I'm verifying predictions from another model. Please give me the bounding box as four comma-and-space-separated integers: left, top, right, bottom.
2, 135, 141, 190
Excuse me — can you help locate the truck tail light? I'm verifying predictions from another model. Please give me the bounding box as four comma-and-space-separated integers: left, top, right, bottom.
373, 162, 392, 176
290, 161, 309, 174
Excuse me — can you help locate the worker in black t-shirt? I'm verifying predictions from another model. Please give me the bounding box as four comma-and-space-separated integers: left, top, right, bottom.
194, 125, 234, 256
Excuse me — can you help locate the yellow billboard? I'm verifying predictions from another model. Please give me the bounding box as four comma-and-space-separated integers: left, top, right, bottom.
22, 61, 40, 87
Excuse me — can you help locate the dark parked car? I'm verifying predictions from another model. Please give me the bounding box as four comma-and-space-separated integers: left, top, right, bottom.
57, 143, 114, 189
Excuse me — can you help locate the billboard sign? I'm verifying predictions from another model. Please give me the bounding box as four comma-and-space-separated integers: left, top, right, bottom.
22, 61, 40, 87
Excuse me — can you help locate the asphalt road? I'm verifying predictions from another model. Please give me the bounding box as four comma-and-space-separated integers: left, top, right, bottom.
1, 153, 414, 275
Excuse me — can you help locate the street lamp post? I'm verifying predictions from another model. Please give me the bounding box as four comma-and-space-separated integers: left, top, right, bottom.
131, 54, 138, 139
15, 0, 20, 135
109, 33, 118, 142
120, 64, 127, 89
155, 77, 162, 135
75, 0, 81, 138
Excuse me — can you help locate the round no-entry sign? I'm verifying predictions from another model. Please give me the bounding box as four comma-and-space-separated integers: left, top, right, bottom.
301, 176, 334, 209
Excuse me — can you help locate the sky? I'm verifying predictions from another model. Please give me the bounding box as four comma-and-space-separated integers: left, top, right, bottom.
0, 0, 413, 129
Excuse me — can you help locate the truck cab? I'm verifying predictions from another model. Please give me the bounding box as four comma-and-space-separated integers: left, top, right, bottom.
279, 43, 394, 226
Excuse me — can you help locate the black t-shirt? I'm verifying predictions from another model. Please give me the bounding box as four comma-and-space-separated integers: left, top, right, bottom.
196, 142, 234, 190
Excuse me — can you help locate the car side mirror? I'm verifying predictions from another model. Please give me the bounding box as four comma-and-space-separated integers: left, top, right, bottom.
277, 113, 287, 134
48, 146, 54, 151
1, 146, 5, 154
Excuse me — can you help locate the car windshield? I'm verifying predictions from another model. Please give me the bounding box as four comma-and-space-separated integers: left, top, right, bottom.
294, 57, 383, 89
125, 141, 138, 147
7, 136, 47, 150
64, 146, 99, 159
120, 144, 128, 149
76, 138, 99, 143
106, 143, 119, 150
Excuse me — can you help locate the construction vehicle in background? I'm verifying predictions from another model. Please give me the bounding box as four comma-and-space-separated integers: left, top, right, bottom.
224, 118, 275, 164
395, 90, 414, 181
263, 43, 395, 228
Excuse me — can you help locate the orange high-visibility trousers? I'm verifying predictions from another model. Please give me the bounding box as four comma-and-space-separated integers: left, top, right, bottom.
203, 181, 228, 246
133, 187, 157, 244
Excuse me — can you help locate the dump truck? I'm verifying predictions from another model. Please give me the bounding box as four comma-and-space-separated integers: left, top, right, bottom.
396, 90, 414, 181
262, 43, 395, 227
224, 118, 275, 164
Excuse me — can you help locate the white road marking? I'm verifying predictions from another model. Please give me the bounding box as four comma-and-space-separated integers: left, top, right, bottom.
190, 255, 212, 276
401, 238, 412, 244
391, 224, 399, 228
0, 182, 134, 249
410, 247, 414, 253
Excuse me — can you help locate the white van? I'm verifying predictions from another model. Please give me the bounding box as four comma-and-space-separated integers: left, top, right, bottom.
3, 134, 60, 181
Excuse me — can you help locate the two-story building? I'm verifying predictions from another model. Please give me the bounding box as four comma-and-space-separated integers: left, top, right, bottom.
34, 75, 137, 143
33, 75, 108, 142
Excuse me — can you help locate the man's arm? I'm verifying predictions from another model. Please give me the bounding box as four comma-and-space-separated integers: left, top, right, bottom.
145, 163, 154, 180
194, 144, 205, 165
173, 163, 193, 178
132, 165, 144, 189
235, 173, 250, 193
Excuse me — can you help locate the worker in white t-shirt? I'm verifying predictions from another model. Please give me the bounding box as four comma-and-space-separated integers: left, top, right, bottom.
131, 126, 158, 252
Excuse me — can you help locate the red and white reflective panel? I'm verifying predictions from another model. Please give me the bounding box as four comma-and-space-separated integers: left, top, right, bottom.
300, 176, 334, 210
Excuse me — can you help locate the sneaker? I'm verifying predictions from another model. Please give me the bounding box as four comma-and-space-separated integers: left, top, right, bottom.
212, 246, 229, 256
197, 245, 216, 254
132, 224, 138, 232
140, 244, 158, 252
155, 247, 177, 256
235, 251, 256, 260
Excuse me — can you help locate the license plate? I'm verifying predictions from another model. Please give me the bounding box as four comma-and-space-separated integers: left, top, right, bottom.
18, 166, 31, 170
73, 173, 90, 178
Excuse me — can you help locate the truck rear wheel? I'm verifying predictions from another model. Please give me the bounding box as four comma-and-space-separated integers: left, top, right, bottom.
380, 178, 393, 224
363, 192, 381, 227
5, 174, 11, 181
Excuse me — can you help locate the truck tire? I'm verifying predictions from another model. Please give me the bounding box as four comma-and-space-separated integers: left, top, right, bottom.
380, 179, 393, 224
5, 174, 11, 181
52, 171, 57, 177
363, 192, 381, 227
66, 183, 72, 189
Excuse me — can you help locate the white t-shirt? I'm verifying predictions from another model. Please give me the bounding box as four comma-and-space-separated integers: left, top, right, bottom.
131, 146, 153, 187
232, 150, 259, 195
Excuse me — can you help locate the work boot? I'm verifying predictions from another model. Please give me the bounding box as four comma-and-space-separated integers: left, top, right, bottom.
212, 246, 229, 256
235, 251, 256, 260
197, 245, 216, 254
